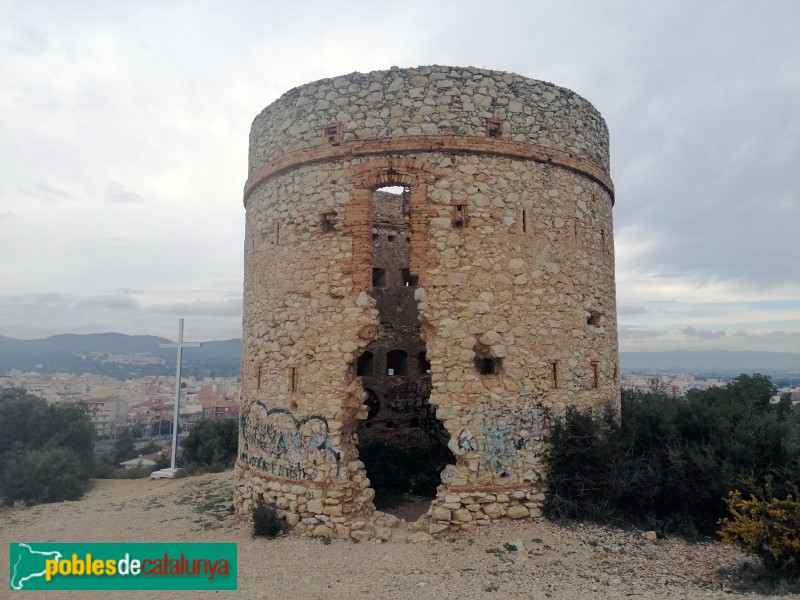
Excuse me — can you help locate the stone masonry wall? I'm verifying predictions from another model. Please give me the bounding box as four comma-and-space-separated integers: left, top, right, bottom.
236, 66, 618, 540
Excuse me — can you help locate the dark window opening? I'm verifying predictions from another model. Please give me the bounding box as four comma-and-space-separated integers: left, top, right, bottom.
356, 351, 374, 377
323, 123, 342, 145
551, 361, 559, 389
486, 119, 503, 138
452, 204, 466, 228
401, 269, 418, 287
289, 366, 298, 393
591, 362, 599, 389
256, 365, 263, 389
522, 209, 527, 233
372, 268, 386, 288
587, 311, 602, 327
372, 233, 378, 240
475, 356, 501, 375
320, 210, 337, 233
418, 351, 431, 374
386, 350, 408, 376
387, 234, 396, 242
363, 388, 380, 420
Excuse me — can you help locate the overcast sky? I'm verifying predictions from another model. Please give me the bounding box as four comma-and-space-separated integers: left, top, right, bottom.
1, 0, 798, 354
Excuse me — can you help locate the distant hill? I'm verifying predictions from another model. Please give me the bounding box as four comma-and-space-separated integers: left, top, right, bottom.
620, 350, 800, 375
0, 333, 240, 379
2, 333, 797, 381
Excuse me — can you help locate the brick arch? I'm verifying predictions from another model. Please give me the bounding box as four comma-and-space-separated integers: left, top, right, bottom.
346, 158, 436, 294
349, 157, 435, 190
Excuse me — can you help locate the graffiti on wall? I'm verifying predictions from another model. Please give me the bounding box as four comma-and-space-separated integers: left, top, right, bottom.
454, 406, 546, 480
239, 402, 342, 481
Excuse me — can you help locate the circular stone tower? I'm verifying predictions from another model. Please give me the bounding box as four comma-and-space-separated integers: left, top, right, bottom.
236, 66, 618, 538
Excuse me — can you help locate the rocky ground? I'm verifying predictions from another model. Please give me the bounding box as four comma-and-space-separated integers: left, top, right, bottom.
1, 470, 796, 599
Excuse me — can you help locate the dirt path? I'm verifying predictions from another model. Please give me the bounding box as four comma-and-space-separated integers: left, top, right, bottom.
1, 471, 792, 599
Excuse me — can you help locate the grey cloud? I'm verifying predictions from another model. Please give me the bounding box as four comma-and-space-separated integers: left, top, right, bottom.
75, 295, 140, 310
608, 4, 800, 291
6, 292, 140, 311
618, 305, 648, 316
107, 182, 146, 204
0, 211, 14, 219
734, 329, 748, 337
680, 326, 726, 340
19, 183, 76, 203
619, 326, 665, 340
146, 298, 243, 318
7, 292, 67, 305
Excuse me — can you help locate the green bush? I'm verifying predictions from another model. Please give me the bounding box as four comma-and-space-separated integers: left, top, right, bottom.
251, 502, 285, 538
108, 467, 156, 480
0, 447, 91, 505
718, 487, 800, 578
0, 388, 95, 505
181, 419, 238, 468
544, 374, 799, 537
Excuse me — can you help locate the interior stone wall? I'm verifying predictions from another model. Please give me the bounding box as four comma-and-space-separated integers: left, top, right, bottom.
235, 66, 619, 540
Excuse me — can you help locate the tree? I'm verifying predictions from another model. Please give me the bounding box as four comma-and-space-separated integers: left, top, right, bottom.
113, 429, 137, 465
181, 419, 238, 467
0, 388, 95, 505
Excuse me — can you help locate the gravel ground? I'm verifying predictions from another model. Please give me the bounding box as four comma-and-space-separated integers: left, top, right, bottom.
1, 471, 795, 599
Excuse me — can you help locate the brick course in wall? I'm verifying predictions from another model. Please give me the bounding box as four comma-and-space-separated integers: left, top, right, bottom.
236, 66, 619, 540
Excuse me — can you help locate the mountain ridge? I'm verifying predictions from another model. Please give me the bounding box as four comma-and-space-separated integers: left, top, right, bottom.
1, 333, 797, 378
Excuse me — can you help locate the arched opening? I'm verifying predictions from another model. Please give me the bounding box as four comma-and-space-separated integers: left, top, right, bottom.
356, 351, 374, 377
356, 185, 454, 520
386, 349, 407, 376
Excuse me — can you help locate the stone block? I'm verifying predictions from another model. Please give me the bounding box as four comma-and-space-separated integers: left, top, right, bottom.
506, 505, 530, 519
452, 509, 473, 522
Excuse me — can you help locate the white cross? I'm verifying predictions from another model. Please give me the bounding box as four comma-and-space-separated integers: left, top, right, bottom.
160, 318, 202, 470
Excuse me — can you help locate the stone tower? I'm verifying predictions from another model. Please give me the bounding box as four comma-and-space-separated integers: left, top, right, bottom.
235, 66, 618, 538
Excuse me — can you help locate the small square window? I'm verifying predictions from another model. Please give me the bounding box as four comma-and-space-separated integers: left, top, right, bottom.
323, 123, 342, 146
550, 361, 559, 389
452, 204, 466, 228
320, 210, 337, 233
475, 356, 501, 375
401, 269, 418, 287
486, 119, 503, 138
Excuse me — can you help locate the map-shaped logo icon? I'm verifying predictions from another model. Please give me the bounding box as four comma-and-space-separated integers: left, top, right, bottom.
10, 543, 62, 590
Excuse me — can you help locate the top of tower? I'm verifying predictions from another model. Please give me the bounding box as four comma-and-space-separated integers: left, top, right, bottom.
248, 65, 610, 181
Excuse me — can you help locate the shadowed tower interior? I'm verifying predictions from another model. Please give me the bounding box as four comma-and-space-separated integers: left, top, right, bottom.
355, 187, 454, 510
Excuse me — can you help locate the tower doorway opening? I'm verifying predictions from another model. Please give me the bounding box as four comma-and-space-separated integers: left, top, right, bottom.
356, 186, 453, 518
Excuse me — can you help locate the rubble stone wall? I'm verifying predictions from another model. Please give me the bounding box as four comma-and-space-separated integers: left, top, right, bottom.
236, 66, 619, 539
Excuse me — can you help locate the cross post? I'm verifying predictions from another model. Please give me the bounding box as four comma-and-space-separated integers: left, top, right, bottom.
159, 318, 202, 471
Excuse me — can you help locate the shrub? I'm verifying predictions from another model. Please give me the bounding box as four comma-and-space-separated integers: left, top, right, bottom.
181, 419, 238, 467
544, 374, 799, 537
718, 489, 800, 578
251, 502, 285, 538
0, 447, 91, 505
0, 388, 95, 505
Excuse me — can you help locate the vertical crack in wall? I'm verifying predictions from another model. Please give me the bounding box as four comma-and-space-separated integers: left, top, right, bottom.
355, 188, 454, 513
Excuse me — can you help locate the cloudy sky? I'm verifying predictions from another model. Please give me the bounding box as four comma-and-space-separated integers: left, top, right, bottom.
1, 0, 798, 353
